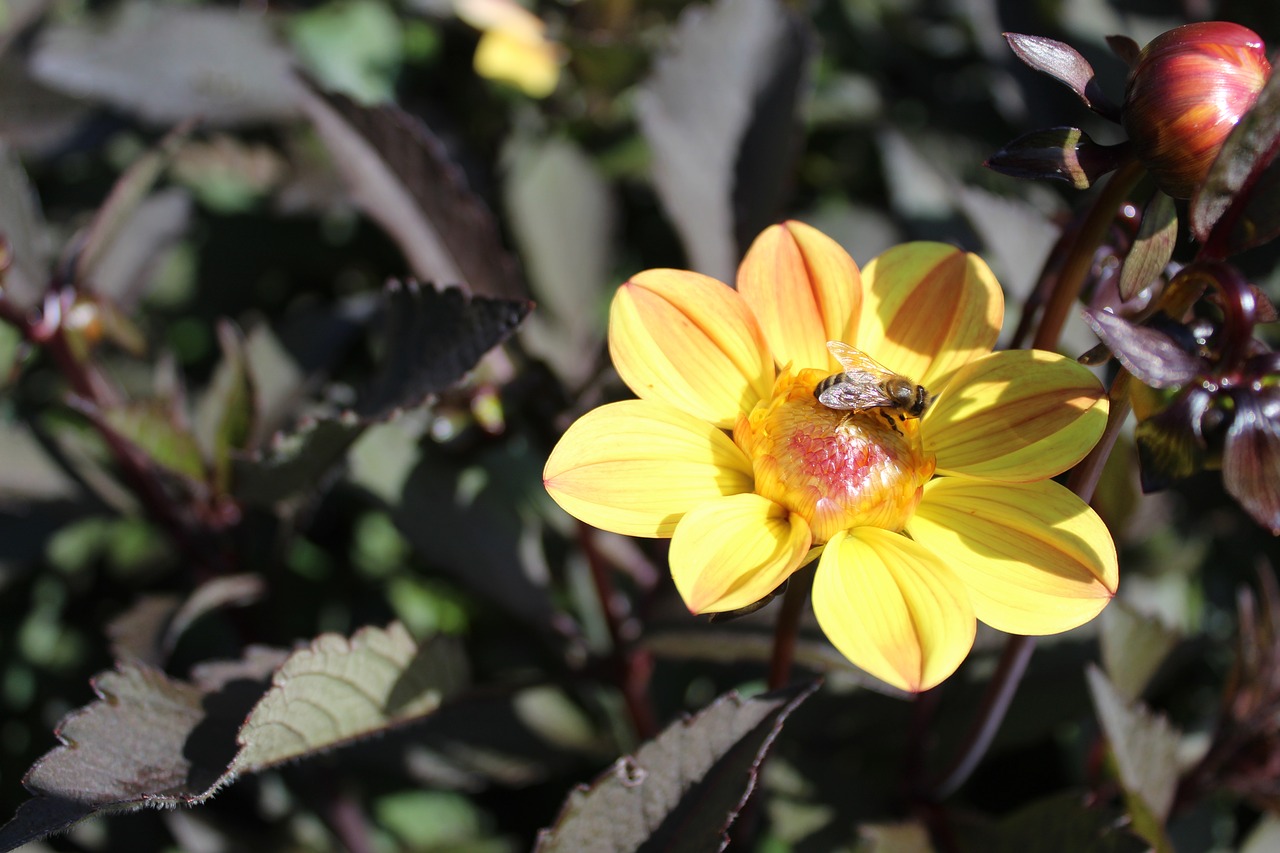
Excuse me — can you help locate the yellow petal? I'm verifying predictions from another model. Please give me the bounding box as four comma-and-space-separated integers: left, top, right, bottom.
923, 350, 1108, 481
670, 493, 812, 613
610, 270, 774, 429
474, 28, 561, 98
812, 528, 976, 693
455, 0, 545, 35
908, 478, 1118, 635
737, 222, 861, 372
544, 400, 753, 537
856, 243, 1003, 388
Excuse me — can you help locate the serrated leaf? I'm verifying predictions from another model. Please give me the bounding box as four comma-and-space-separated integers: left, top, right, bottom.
1085, 666, 1180, 827
69, 120, 194, 288
1191, 63, 1280, 254
299, 83, 527, 300
1081, 310, 1201, 388
504, 135, 613, 384
195, 321, 257, 492
1099, 599, 1179, 701
1119, 192, 1177, 301
0, 624, 462, 848
29, 2, 301, 126
535, 682, 818, 852
355, 280, 531, 420
233, 414, 365, 506
985, 127, 1122, 189
1004, 33, 1119, 118
636, 0, 810, 282
231, 623, 466, 773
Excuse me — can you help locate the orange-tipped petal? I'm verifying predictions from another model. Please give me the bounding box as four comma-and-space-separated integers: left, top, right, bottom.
923, 349, 1108, 481
813, 528, 976, 693
670, 493, 812, 614
908, 478, 1118, 635
737, 221, 861, 371
610, 269, 774, 429
544, 400, 754, 537
856, 243, 1003, 388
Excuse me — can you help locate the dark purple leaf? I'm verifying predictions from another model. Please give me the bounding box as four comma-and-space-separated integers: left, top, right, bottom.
985, 127, 1124, 189
1106, 34, 1141, 67
1222, 388, 1280, 534
299, 82, 527, 301
196, 320, 256, 492
1082, 310, 1201, 388
1135, 388, 1214, 491
0, 797, 96, 852
1191, 64, 1280, 253
1005, 33, 1120, 119
536, 683, 818, 852
356, 280, 531, 420
1119, 191, 1178, 300
233, 414, 364, 507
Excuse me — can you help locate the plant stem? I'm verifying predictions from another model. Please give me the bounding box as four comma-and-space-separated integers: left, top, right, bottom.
578, 522, 658, 739
1032, 159, 1145, 352
929, 634, 1037, 799
768, 563, 815, 690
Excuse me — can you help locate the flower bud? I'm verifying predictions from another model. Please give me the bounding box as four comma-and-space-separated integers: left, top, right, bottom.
1122, 22, 1271, 199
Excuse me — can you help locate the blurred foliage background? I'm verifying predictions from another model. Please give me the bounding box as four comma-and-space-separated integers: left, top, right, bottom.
1, 0, 1279, 850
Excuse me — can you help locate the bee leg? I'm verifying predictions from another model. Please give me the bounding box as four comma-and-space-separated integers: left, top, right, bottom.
880, 410, 903, 435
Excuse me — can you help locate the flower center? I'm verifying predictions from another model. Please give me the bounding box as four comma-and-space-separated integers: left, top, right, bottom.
735, 367, 936, 543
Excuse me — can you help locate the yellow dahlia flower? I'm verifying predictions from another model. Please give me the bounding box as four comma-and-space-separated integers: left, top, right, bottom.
544, 222, 1118, 693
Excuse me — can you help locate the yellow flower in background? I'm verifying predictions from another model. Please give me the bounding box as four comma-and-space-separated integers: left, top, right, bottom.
454, 0, 563, 98
544, 222, 1119, 693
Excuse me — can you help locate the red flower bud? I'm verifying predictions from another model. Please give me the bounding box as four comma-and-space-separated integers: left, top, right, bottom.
1122, 22, 1271, 199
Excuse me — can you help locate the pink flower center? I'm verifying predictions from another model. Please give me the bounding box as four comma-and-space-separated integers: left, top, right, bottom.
735, 368, 936, 542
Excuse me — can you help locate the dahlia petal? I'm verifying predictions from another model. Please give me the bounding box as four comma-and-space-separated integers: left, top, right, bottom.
923, 350, 1109, 481
856, 243, 1003, 388
737, 221, 861, 372
670, 494, 812, 614
610, 270, 774, 429
813, 528, 976, 693
907, 478, 1118, 636
544, 400, 754, 537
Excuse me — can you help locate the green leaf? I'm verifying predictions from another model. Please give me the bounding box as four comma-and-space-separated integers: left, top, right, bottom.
954, 791, 1147, 853
503, 135, 613, 385
195, 320, 257, 492
1085, 666, 1180, 839
535, 682, 818, 852
95, 399, 206, 482
1118, 191, 1177, 301
231, 623, 466, 773
636, 0, 812, 281
1099, 599, 1179, 701
288, 0, 403, 104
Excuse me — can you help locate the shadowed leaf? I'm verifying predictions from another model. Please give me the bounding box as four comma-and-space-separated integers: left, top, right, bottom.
30, 2, 300, 126
1119, 192, 1177, 301
985, 127, 1123, 189
355, 280, 531, 420
1106, 35, 1140, 67
535, 682, 818, 852
1222, 388, 1280, 534
1099, 600, 1180, 701
107, 576, 266, 666
195, 321, 257, 493
91, 399, 206, 483
1005, 33, 1119, 119
0, 140, 51, 309
234, 414, 365, 507
299, 83, 527, 300
954, 791, 1146, 853
1086, 666, 1180, 835
637, 0, 811, 282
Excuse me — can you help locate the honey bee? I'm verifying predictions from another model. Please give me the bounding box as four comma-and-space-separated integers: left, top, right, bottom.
814, 341, 932, 421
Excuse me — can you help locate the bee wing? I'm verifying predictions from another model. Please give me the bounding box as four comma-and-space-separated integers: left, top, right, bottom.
817, 373, 895, 410
826, 341, 893, 380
